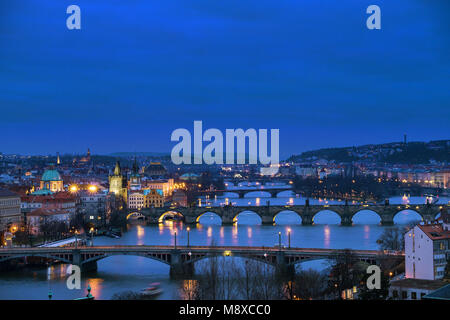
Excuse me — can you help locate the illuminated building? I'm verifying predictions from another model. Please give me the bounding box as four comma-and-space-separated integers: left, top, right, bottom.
145, 178, 174, 197
128, 191, 144, 209
144, 189, 164, 208
144, 162, 167, 177
128, 158, 142, 191
0, 189, 22, 233
108, 161, 127, 202
35, 167, 64, 194
172, 190, 188, 207
405, 218, 450, 280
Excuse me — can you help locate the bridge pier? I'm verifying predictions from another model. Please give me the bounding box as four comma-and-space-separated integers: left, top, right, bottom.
380, 218, 394, 226
340, 215, 353, 226
221, 215, 235, 225
81, 260, 98, 273
261, 215, 274, 225
184, 215, 198, 225
274, 251, 295, 280
301, 215, 313, 226
170, 250, 194, 279
72, 250, 98, 273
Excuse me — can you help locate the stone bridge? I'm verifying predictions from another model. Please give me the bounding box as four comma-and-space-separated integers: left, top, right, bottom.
127, 200, 447, 226
211, 186, 293, 198
0, 245, 403, 278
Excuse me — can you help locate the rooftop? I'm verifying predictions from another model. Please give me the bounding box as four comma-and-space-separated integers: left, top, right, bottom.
0, 189, 19, 198
390, 278, 447, 291
423, 284, 450, 300
418, 223, 450, 240
41, 169, 62, 182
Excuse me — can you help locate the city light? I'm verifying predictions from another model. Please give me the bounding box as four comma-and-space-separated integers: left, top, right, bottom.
88, 185, 98, 193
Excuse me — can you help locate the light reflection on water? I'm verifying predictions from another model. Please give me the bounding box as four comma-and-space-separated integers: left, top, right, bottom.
1, 193, 447, 300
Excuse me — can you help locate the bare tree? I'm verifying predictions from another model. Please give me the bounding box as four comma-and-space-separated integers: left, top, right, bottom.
293, 269, 327, 300
377, 227, 403, 251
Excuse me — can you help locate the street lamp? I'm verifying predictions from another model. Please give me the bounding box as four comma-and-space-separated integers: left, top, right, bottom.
174, 231, 177, 249
278, 231, 281, 249
287, 228, 291, 249
187, 227, 190, 247
89, 227, 94, 247
74, 230, 78, 249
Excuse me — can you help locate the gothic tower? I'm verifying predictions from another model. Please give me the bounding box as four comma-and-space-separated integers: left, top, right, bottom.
109, 161, 127, 202
129, 157, 142, 191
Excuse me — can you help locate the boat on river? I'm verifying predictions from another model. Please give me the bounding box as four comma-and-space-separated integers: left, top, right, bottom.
140, 283, 163, 299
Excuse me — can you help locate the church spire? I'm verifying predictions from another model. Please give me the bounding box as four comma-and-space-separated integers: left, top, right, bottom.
57, 152, 61, 165
114, 161, 121, 176
132, 157, 139, 175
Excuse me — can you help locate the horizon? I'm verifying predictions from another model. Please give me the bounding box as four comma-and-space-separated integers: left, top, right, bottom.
2, 137, 448, 159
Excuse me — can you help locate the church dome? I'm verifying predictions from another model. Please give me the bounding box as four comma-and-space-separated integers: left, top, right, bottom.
41, 169, 62, 181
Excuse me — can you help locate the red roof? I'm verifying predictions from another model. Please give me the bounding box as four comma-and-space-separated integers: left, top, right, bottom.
28, 208, 71, 217
418, 223, 450, 241
21, 192, 76, 203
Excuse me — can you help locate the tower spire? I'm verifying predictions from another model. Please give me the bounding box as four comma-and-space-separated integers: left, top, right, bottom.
132, 157, 139, 174
114, 161, 121, 176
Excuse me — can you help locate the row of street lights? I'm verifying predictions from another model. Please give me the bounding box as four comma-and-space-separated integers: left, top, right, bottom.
173, 227, 292, 249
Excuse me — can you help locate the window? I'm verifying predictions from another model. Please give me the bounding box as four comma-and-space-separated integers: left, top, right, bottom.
401, 291, 407, 299
420, 293, 426, 299
392, 290, 398, 298
411, 292, 417, 300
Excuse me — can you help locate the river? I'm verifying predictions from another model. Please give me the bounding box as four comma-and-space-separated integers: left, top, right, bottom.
0, 190, 448, 300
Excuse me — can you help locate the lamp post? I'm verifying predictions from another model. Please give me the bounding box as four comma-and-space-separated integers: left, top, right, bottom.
89, 227, 94, 247
74, 230, 78, 249
288, 229, 291, 249
187, 227, 190, 247
278, 231, 281, 249
174, 231, 177, 249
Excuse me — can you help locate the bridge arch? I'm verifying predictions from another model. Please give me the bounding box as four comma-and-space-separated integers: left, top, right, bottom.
312, 210, 342, 224
393, 209, 423, 224
126, 211, 145, 220
185, 253, 277, 267
158, 210, 185, 223
273, 210, 302, 225
244, 191, 272, 198
81, 252, 171, 266
233, 210, 262, 225
351, 209, 382, 225
196, 211, 222, 225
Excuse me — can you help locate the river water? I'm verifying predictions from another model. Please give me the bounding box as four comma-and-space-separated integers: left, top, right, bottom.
0, 190, 448, 300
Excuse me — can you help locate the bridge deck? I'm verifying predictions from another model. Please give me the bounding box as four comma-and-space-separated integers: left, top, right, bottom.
0, 245, 404, 257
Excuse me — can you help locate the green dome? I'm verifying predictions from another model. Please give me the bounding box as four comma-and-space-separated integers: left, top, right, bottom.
41, 169, 62, 181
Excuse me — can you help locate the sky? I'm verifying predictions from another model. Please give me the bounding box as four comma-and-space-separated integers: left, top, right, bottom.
0, 0, 449, 158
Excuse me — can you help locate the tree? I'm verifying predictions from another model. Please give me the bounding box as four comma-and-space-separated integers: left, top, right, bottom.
377, 224, 415, 251
293, 269, 327, 300
327, 249, 367, 299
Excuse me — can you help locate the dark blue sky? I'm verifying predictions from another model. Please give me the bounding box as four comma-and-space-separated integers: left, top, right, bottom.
0, 0, 449, 158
